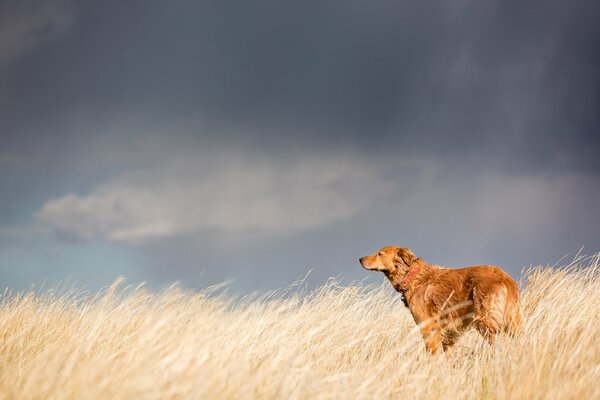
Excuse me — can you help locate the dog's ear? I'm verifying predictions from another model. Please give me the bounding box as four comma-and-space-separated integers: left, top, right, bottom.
397, 247, 417, 266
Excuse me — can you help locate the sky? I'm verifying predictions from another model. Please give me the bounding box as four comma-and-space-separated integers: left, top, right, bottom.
1, 0, 599, 293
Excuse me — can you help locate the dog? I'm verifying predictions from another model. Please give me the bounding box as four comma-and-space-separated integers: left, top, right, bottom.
360, 246, 521, 354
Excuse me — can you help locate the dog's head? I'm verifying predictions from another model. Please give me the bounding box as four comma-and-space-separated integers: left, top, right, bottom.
359, 246, 417, 275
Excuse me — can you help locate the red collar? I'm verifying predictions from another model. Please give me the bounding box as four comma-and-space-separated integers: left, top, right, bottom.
400, 258, 422, 289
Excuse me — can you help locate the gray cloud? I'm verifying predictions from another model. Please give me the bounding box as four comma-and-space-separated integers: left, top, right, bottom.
35, 151, 388, 244
129, 157, 600, 292
2, 0, 598, 172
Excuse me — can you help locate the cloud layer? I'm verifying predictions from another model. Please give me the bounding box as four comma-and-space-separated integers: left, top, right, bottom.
36, 152, 386, 244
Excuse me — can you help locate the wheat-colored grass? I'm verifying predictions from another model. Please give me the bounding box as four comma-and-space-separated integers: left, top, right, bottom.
0, 255, 599, 399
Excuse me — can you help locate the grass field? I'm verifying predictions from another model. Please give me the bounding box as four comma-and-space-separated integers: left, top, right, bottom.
0, 255, 599, 399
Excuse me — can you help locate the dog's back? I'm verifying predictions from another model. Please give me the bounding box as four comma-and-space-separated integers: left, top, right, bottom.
432, 265, 521, 338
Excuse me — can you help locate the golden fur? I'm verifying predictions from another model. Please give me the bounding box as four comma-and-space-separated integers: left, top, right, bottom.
360, 246, 521, 354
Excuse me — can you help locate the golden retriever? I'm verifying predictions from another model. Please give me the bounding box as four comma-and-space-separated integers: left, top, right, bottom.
360, 246, 521, 354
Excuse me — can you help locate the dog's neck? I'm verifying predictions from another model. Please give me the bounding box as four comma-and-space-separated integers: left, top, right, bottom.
386, 257, 430, 294
400, 258, 422, 289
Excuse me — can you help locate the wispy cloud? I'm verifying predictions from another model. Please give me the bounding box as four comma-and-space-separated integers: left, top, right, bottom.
35, 152, 388, 244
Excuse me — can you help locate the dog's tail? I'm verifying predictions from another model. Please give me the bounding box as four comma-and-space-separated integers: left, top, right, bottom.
503, 280, 522, 336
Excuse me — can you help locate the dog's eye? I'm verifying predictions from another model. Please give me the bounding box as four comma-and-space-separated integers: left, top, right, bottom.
378, 252, 384, 257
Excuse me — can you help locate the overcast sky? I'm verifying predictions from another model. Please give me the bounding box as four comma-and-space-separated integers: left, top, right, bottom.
1, 0, 599, 293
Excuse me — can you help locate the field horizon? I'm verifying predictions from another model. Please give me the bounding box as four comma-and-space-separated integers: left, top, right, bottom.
0, 254, 599, 399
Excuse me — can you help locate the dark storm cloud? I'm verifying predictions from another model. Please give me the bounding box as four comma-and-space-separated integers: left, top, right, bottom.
2, 0, 599, 172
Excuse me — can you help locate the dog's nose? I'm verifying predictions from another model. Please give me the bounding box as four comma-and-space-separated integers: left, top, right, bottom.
359, 257, 365, 266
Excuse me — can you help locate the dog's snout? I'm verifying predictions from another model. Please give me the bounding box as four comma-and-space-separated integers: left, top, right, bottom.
359, 257, 365, 266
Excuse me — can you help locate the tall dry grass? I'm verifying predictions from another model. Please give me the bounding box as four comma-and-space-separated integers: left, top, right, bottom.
0, 255, 599, 399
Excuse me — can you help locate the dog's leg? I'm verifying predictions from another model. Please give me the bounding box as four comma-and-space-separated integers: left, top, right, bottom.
474, 323, 497, 345
473, 285, 504, 346
442, 331, 460, 355
420, 321, 443, 354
